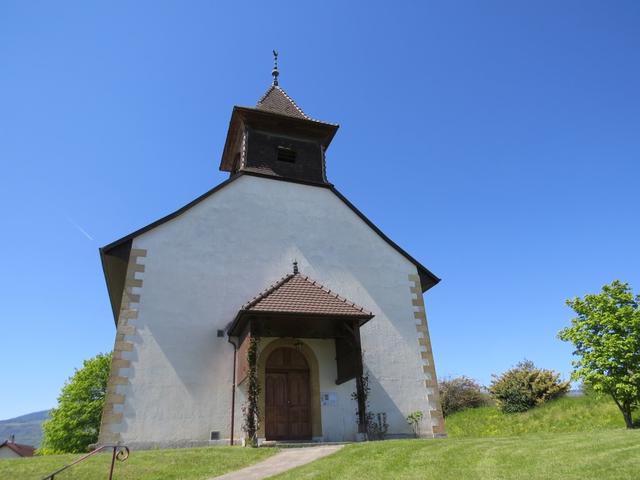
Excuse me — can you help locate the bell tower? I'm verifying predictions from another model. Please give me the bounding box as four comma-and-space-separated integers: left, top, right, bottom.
219, 52, 339, 185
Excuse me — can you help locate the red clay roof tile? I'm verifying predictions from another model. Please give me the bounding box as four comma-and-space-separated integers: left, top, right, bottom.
256, 85, 309, 119
242, 272, 373, 317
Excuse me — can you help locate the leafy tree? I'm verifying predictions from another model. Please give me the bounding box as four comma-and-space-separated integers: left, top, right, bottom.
559, 280, 640, 429
489, 360, 569, 413
40, 352, 112, 453
438, 376, 486, 417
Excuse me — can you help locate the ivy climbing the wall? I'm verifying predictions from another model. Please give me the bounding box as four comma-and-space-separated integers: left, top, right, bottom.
351, 369, 388, 441
241, 335, 260, 447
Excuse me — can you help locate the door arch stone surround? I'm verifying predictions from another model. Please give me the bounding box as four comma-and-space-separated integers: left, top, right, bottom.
257, 338, 322, 439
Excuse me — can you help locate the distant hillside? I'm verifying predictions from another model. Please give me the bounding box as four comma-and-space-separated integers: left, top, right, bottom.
445, 395, 624, 438
0, 410, 51, 447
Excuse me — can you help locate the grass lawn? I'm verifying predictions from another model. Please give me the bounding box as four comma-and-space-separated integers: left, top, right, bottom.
0, 445, 277, 480
273, 429, 640, 480
275, 396, 640, 479
3, 397, 635, 479
445, 395, 627, 437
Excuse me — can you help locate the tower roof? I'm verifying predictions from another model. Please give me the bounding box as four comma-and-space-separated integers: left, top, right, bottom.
256, 85, 310, 120
255, 49, 310, 120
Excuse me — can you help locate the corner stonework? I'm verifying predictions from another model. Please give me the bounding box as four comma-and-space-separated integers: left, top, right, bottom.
409, 273, 447, 437
98, 248, 147, 444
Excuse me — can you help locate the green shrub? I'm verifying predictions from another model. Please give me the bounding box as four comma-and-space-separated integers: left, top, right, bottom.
406, 410, 424, 436
439, 376, 487, 417
489, 360, 570, 413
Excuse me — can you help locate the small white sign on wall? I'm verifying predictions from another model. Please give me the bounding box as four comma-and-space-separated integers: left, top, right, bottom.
321, 392, 337, 406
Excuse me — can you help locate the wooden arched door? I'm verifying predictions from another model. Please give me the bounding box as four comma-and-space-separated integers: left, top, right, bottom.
265, 347, 312, 440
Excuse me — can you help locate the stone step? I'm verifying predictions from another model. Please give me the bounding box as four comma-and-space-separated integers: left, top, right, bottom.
262, 440, 352, 448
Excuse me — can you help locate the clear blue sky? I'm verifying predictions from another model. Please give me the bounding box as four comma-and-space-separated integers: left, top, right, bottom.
1, 1, 639, 420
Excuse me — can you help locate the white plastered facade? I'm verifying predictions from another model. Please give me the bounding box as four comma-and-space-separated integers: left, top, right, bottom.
99, 174, 443, 448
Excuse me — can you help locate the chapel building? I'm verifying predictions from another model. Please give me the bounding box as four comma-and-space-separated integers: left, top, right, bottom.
98, 60, 445, 448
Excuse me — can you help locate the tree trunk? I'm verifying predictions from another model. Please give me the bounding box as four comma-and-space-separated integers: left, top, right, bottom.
611, 395, 634, 429
621, 405, 634, 429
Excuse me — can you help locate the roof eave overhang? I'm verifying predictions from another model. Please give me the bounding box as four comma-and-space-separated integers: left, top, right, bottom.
99, 246, 119, 324
99, 240, 133, 326
227, 309, 374, 338
329, 186, 441, 292
418, 269, 441, 292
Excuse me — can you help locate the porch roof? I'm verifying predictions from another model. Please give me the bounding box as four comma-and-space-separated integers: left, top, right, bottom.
227, 267, 374, 338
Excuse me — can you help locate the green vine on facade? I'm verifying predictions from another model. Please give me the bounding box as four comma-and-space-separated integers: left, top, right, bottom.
241, 335, 260, 447
406, 410, 424, 437
351, 369, 388, 440
351, 370, 371, 421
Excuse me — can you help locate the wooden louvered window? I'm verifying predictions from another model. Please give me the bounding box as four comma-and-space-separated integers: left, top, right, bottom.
277, 146, 296, 163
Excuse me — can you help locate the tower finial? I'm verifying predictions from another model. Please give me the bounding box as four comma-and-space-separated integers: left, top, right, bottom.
272, 50, 279, 86
293, 260, 298, 274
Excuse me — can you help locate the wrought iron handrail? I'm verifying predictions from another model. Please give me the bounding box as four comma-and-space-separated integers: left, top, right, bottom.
41, 444, 129, 480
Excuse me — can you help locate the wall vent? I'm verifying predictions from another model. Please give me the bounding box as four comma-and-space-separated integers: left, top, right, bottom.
276, 146, 296, 163
217, 330, 224, 338
210, 431, 220, 441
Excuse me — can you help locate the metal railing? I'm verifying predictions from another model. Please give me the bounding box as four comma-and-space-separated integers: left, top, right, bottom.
41, 444, 129, 480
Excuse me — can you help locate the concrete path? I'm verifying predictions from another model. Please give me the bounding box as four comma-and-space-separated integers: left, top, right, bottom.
210, 445, 344, 480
